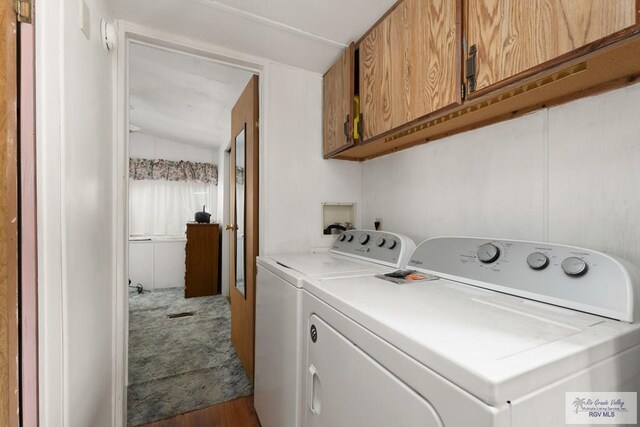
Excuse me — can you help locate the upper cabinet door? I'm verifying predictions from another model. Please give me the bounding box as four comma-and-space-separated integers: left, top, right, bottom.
466, 0, 638, 93
323, 44, 355, 158
360, 0, 461, 142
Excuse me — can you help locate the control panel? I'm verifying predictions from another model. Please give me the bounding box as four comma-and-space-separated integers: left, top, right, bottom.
408, 237, 640, 322
331, 230, 415, 268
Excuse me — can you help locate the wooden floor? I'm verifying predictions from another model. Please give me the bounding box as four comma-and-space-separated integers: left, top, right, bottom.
137, 396, 261, 427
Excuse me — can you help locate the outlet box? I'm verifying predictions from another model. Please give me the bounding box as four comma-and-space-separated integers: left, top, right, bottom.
322, 202, 356, 236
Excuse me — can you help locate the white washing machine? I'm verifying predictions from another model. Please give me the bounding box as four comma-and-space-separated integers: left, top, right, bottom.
302, 237, 640, 427
254, 229, 416, 427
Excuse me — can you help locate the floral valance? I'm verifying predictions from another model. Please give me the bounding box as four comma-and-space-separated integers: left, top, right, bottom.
129, 158, 218, 185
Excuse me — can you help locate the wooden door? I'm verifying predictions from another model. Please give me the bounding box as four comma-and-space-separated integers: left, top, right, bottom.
230, 75, 259, 382
0, 0, 20, 425
323, 43, 355, 158
466, 0, 638, 93
360, 0, 461, 141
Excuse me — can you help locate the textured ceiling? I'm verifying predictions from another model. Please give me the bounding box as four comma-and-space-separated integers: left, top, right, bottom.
112, 0, 397, 73
129, 43, 254, 148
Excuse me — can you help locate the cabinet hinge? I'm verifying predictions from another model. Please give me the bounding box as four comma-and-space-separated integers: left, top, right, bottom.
13, 0, 32, 23
465, 44, 477, 93
461, 83, 466, 100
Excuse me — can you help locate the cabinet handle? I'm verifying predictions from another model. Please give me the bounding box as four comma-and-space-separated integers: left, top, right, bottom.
307, 364, 321, 415
466, 44, 477, 93
343, 114, 350, 140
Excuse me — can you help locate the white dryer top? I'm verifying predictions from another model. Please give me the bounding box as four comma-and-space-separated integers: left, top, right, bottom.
303, 273, 640, 406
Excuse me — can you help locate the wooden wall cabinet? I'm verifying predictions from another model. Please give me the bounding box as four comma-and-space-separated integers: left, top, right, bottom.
466, 0, 638, 95
322, 0, 640, 160
323, 43, 355, 158
359, 0, 461, 142
185, 223, 220, 298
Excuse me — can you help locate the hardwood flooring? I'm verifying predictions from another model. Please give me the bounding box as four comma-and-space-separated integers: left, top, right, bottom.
137, 396, 261, 427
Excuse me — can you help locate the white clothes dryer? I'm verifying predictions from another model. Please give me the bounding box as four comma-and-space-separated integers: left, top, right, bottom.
302, 237, 640, 427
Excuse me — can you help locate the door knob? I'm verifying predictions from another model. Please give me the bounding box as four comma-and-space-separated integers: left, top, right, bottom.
225, 224, 236, 231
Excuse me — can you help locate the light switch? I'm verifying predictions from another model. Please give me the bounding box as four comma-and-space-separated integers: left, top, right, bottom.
80, 0, 90, 40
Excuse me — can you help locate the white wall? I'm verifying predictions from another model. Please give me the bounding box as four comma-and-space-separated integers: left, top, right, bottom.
261, 62, 363, 254
36, 0, 116, 425
129, 132, 216, 162
362, 83, 640, 268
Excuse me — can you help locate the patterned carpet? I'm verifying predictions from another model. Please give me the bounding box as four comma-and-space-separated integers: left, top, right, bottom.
127, 288, 253, 426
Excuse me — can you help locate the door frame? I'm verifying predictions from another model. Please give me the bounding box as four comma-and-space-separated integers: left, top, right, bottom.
221, 145, 231, 298
114, 22, 265, 426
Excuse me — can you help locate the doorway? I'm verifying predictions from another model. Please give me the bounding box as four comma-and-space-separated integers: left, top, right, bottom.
122, 40, 260, 426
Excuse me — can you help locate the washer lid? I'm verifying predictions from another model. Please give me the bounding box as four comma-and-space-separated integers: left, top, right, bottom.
303, 274, 640, 405
257, 253, 393, 288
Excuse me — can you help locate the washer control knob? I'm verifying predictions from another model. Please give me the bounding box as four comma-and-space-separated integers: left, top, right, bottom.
526, 252, 549, 270
346, 234, 354, 242
359, 233, 370, 245
339, 234, 347, 242
561, 257, 588, 276
376, 237, 386, 247
477, 243, 500, 263
387, 239, 397, 250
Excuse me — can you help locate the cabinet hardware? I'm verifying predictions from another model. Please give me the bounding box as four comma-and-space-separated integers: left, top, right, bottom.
466, 44, 477, 92
343, 114, 350, 140
358, 113, 363, 139
13, 0, 31, 23
461, 83, 466, 100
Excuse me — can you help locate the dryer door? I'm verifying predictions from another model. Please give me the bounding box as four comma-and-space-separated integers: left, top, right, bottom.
305, 314, 443, 427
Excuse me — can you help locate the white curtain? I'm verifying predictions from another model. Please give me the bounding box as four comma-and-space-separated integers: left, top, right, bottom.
129, 179, 214, 236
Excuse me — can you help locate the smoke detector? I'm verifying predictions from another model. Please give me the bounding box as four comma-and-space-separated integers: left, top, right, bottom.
100, 19, 117, 52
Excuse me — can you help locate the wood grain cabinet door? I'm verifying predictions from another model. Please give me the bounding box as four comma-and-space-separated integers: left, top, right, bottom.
323, 43, 355, 158
466, 0, 638, 93
359, 0, 461, 142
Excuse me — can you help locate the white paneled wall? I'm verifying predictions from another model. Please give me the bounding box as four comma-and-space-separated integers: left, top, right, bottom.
362, 83, 640, 267
36, 0, 115, 424
129, 132, 216, 163
261, 62, 363, 254
363, 112, 546, 242
548, 83, 640, 266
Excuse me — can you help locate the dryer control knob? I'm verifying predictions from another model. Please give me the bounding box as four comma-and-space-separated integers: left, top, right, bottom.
561, 257, 588, 276
387, 239, 397, 249
339, 234, 347, 242
359, 233, 370, 245
526, 252, 549, 270
346, 234, 354, 242
376, 237, 386, 247
477, 243, 500, 263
